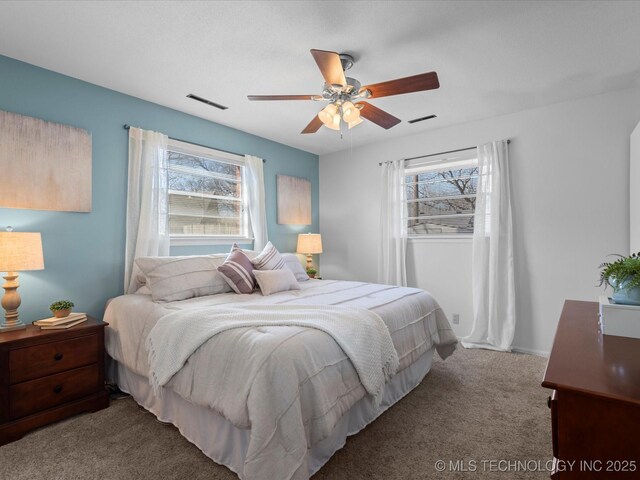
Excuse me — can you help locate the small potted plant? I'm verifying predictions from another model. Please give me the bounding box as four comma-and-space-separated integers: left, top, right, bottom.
306, 267, 317, 279
599, 252, 640, 305
50, 300, 75, 318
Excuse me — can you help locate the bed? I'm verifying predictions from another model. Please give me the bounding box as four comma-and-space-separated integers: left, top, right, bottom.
104, 277, 457, 480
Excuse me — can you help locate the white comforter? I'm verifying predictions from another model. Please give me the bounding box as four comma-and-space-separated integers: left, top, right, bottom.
146, 304, 399, 403
104, 280, 457, 480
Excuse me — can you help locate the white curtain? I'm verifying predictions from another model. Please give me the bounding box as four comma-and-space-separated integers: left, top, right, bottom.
245, 155, 268, 251
124, 127, 170, 294
378, 159, 408, 286
462, 140, 515, 351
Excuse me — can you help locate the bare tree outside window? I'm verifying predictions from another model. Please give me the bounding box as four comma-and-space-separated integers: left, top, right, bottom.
167, 150, 248, 237
405, 162, 478, 235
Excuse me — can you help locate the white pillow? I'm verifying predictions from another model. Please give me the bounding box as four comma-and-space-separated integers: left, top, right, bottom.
251, 241, 285, 270
282, 253, 309, 282
254, 269, 301, 296
135, 254, 231, 302
135, 285, 152, 295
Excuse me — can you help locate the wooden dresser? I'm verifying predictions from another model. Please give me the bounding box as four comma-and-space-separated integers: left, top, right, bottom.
542, 300, 640, 478
0, 317, 109, 445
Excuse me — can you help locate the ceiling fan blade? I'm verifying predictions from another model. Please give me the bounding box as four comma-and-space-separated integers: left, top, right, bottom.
358, 101, 401, 129
301, 115, 323, 134
310, 49, 347, 87
247, 95, 317, 101
362, 72, 440, 98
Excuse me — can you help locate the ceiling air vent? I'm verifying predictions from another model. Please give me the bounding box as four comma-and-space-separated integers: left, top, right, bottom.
408, 114, 437, 124
187, 94, 228, 110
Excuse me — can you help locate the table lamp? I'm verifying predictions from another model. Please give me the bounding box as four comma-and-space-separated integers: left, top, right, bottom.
0, 230, 44, 332
296, 233, 323, 270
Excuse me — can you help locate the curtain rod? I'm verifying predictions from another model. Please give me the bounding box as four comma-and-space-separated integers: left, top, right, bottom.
378, 139, 511, 166
123, 124, 266, 162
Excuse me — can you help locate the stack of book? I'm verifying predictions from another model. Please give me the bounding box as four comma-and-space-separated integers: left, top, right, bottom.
34, 313, 87, 330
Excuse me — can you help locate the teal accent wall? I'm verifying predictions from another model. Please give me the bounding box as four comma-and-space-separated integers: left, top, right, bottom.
0, 55, 319, 323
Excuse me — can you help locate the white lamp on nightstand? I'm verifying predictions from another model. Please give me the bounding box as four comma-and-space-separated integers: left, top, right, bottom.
296, 233, 323, 270
0, 229, 44, 332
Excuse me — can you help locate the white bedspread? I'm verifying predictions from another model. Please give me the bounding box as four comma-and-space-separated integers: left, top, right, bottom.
146, 304, 399, 404
104, 280, 457, 480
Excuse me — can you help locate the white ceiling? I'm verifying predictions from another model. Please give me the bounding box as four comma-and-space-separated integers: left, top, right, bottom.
1, 1, 639, 155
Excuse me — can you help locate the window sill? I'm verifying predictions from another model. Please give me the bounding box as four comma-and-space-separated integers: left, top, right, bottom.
170, 235, 254, 246
408, 235, 473, 243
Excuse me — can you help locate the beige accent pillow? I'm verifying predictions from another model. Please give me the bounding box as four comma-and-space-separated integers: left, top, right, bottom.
135, 254, 231, 302
254, 269, 301, 296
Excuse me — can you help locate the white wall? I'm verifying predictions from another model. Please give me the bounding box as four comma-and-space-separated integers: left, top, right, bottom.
320, 87, 640, 355
631, 122, 640, 253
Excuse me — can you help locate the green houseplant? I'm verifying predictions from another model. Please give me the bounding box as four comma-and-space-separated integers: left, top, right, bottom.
599, 252, 640, 305
306, 267, 317, 279
50, 300, 75, 318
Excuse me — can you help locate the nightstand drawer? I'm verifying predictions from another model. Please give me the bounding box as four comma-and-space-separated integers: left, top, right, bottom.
9, 334, 99, 384
9, 364, 100, 419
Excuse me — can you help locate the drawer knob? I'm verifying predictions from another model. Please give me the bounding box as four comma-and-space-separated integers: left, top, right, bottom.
54, 352, 63, 361
53, 384, 63, 394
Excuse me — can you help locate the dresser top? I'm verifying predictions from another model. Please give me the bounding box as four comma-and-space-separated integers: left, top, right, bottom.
542, 300, 640, 405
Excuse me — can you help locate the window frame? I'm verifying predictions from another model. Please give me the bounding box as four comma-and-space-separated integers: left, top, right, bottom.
166, 139, 253, 247
404, 150, 478, 240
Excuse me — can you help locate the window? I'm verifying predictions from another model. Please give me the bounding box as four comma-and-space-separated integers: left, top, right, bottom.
404, 152, 478, 236
167, 139, 251, 245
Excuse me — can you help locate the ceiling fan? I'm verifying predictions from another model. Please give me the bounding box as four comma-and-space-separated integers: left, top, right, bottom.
247, 49, 440, 134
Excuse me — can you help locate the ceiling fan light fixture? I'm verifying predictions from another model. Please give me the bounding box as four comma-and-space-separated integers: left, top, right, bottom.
341, 101, 360, 123
348, 117, 363, 129
326, 113, 341, 131
318, 103, 339, 126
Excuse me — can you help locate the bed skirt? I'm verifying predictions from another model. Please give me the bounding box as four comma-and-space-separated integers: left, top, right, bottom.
107, 346, 436, 479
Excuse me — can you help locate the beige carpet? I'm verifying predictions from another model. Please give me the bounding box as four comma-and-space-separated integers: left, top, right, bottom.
0, 348, 551, 480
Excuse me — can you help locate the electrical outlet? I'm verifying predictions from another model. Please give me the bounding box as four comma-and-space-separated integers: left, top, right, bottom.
452, 314, 460, 325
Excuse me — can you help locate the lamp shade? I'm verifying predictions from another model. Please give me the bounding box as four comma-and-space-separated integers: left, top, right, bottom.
0, 232, 44, 272
296, 233, 323, 255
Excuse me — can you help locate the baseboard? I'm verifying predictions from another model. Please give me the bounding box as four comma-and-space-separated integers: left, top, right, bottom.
454, 336, 550, 358
511, 346, 550, 357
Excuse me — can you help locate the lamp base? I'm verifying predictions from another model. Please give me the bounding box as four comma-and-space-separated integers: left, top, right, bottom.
0, 322, 26, 332
1, 272, 25, 332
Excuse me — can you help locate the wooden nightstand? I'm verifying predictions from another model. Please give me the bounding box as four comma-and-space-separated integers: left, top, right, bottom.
0, 316, 109, 445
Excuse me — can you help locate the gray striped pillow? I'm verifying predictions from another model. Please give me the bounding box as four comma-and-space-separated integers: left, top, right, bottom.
218, 249, 256, 294
135, 254, 230, 302
251, 241, 286, 270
